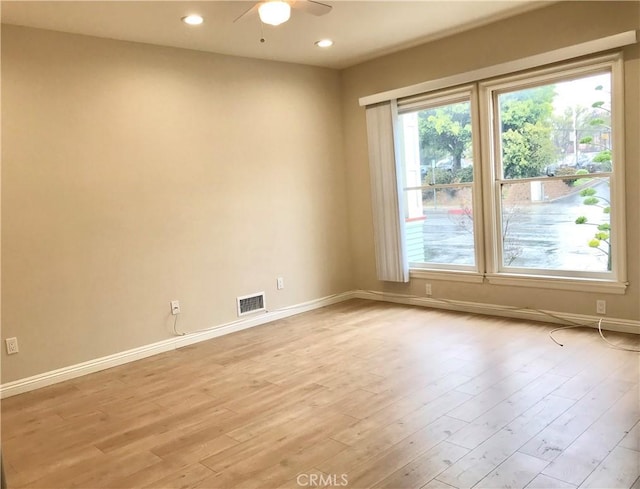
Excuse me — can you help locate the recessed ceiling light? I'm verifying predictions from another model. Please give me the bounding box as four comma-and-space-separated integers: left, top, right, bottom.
315, 39, 334, 48
181, 15, 204, 26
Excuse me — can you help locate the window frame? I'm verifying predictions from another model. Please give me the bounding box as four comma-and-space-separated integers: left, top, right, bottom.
401, 52, 627, 293
397, 85, 485, 274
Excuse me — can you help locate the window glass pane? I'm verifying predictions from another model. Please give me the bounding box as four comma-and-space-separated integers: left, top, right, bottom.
405, 187, 475, 267
500, 177, 611, 272
400, 103, 474, 190
497, 72, 612, 180
399, 98, 475, 269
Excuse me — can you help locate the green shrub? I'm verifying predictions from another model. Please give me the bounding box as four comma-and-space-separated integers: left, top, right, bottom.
555, 166, 578, 186
455, 166, 474, 183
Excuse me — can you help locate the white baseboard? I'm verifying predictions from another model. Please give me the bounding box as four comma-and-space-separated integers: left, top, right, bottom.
2, 288, 637, 399
0, 291, 357, 399
353, 289, 640, 335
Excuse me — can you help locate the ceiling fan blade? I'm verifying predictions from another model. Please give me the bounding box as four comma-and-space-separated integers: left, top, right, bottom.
294, 0, 332, 16
233, 3, 260, 23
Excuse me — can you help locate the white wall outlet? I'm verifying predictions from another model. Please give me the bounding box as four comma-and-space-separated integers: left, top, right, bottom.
276, 277, 284, 290
170, 300, 181, 315
425, 283, 432, 296
596, 300, 606, 315
5, 337, 19, 355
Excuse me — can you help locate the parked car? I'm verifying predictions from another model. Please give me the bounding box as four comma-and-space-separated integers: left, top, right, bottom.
576, 154, 592, 168
436, 158, 454, 171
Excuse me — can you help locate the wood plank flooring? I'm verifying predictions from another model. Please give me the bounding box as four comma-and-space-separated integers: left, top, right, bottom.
2, 299, 639, 488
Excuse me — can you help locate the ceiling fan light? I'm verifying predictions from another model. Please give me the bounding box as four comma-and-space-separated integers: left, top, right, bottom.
258, 1, 291, 26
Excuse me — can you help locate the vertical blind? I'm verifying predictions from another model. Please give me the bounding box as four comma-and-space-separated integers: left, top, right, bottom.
365, 101, 409, 282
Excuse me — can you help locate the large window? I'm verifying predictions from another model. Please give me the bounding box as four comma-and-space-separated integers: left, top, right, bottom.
489, 70, 616, 277
397, 89, 479, 271
392, 54, 626, 290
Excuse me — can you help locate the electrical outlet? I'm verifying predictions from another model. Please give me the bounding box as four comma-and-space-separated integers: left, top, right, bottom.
596, 300, 606, 315
425, 283, 432, 296
5, 337, 19, 355
276, 277, 284, 290
170, 300, 181, 315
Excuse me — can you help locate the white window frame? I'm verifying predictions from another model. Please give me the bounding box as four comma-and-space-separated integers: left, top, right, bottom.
397, 53, 628, 294
479, 53, 627, 293
397, 85, 485, 275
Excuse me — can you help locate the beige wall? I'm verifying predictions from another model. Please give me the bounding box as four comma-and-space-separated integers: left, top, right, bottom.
2, 1, 640, 385
342, 2, 640, 320
1, 25, 352, 383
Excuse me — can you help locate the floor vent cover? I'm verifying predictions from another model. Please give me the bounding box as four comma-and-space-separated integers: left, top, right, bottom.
237, 292, 266, 316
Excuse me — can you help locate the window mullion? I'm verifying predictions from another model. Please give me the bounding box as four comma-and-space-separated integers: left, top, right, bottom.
469, 84, 486, 276
479, 82, 500, 275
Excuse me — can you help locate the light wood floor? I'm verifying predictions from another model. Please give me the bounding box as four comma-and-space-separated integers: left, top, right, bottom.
2, 300, 639, 489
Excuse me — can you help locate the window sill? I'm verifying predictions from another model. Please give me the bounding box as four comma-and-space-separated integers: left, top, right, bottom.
485, 273, 627, 295
410, 269, 484, 284
409, 269, 628, 294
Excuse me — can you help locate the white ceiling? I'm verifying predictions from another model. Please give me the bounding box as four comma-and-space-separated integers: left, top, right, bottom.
0, 1, 549, 69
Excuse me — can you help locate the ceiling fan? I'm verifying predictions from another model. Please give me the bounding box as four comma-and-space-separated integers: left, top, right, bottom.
234, 0, 332, 27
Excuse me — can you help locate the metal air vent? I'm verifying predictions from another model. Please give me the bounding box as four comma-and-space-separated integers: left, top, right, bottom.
237, 292, 266, 316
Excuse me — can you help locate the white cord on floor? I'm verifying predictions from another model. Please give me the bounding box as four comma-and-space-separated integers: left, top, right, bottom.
548, 324, 585, 347
597, 318, 640, 352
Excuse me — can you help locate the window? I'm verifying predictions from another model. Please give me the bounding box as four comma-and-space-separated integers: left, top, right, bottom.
392, 54, 626, 291
397, 88, 480, 271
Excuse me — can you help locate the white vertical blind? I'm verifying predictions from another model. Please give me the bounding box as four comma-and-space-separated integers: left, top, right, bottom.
365, 101, 409, 282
